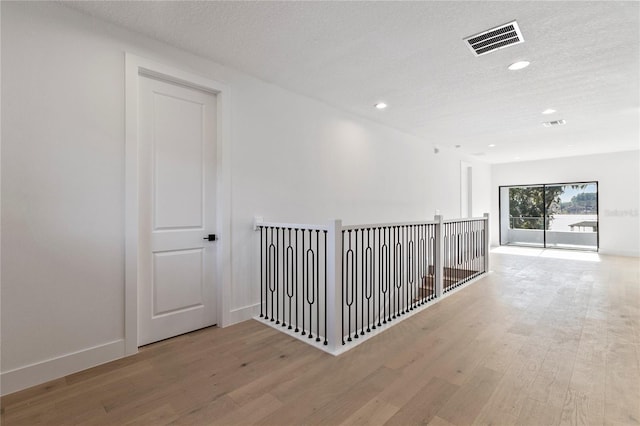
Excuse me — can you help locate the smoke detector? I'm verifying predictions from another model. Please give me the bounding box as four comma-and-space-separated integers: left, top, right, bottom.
543, 119, 566, 127
464, 21, 524, 56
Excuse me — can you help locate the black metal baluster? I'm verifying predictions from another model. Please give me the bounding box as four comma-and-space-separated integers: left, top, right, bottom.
465, 221, 473, 281
478, 221, 481, 274
419, 225, 425, 305
408, 225, 412, 311
360, 229, 365, 336
464, 222, 468, 283
301, 230, 306, 335
341, 231, 345, 345
306, 229, 315, 339
382, 227, 388, 324
448, 223, 452, 290
372, 228, 377, 330
428, 225, 432, 300
469, 222, 473, 279
399, 226, 403, 316
284, 229, 291, 328
432, 225, 436, 298
476, 221, 480, 276
346, 230, 354, 341
409, 226, 414, 310
276, 228, 281, 324
260, 227, 264, 318
426, 225, 430, 300
415, 224, 420, 305
477, 221, 480, 275
442, 225, 447, 293
388, 226, 391, 321
324, 230, 328, 345
316, 229, 320, 342
459, 223, 463, 285
465, 222, 469, 282
266, 228, 270, 320
423, 225, 427, 302
294, 229, 299, 332
391, 226, 396, 320
466, 221, 470, 282
395, 226, 400, 317
468, 221, 472, 281
365, 229, 373, 333
453, 223, 458, 288
376, 227, 384, 327
408, 225, 413, 312
455, 222, 459, 287
453, 223, 457, 288
268, 228, 276, 321
471, 222, 475, 278
465, 221, 469, 283
354, 229, 359, 339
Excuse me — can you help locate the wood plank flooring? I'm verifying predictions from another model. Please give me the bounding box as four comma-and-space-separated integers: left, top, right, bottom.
2, 248, 639, 425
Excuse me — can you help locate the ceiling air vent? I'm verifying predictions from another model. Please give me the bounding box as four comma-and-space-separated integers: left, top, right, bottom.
543, 119, 566, 127
464, 21, 524, 56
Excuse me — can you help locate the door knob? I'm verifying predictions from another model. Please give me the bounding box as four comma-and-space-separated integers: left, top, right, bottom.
203, 234, 217, 241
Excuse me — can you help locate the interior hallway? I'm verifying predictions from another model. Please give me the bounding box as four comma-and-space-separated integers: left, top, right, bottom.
2, 248, 638, 425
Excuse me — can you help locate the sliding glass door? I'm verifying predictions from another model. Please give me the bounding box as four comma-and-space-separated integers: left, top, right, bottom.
499, 181, 598, 251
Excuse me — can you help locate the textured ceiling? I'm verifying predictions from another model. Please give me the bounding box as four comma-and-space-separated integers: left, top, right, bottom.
63, 1, 639, 163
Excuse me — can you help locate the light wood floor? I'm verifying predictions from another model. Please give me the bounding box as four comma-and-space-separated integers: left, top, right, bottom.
2, 248, 639, 425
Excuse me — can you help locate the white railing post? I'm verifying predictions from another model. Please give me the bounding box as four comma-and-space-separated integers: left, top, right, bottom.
326, 219, 343, 352
483, 212, 490, 272
434, 214, 444, 298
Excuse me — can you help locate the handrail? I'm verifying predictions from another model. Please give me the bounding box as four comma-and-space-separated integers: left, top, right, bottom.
342, 220, 438, 231
257, 221, 328, 231
442, 216, 487, 224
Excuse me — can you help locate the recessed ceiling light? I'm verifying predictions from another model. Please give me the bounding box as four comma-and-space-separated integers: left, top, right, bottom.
488, 144, 496, 147
542, 108, 556, 115
508, 60, 530, 71
375, 102, 387, 109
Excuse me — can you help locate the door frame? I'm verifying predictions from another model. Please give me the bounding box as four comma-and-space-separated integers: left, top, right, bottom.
124, 54, 232, 355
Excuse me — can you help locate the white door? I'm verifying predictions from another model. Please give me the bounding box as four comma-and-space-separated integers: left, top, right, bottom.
138, 74, 217, 346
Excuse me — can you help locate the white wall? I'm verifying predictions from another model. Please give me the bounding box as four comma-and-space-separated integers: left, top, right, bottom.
1, 2, 490, 393
491, 150, 640, 257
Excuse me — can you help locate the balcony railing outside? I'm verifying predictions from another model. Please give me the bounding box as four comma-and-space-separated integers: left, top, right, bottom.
257, 214, 489, 354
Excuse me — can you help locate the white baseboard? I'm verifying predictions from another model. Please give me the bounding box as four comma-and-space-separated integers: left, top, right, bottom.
222, 303, 261, 327
1, 339, 125, 396
598, 249, 639, 257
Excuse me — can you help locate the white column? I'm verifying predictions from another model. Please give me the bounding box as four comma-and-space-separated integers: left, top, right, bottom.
326, 219, 343, 352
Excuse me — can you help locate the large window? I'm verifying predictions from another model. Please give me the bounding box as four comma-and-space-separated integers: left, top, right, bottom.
499, 182, 598, 251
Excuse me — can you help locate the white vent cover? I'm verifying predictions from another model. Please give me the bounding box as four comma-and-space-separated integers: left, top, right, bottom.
543, 119, 566, 127
464, 21, 524, 56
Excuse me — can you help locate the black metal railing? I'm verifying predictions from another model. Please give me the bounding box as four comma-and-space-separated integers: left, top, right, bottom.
259, 225, 328, 345
442, 219, 487, 293
340, 223, 437, 344
257, 215, 489, 353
